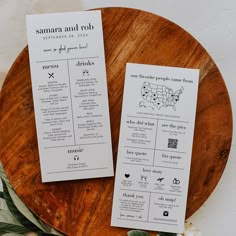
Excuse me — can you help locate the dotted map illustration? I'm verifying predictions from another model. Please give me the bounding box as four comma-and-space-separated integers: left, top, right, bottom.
140, 82, 184, 111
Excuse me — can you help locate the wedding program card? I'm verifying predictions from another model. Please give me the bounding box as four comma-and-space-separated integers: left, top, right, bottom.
26, 11, 113, 182
111, 63, 199, 233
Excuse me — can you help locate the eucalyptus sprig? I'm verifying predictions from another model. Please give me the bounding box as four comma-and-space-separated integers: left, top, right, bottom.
0, 162, 64, 236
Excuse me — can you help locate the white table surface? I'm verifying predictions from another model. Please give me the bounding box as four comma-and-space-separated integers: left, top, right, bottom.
0, 0, 235, 235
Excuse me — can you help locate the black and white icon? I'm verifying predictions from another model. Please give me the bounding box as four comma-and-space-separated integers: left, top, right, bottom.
125, 174, 130, 178
74, 155, 79, 161
163, 211, 169, 217
48, 72, 54, 78
139, 101, 146, 108
141, 175, 147, 181
173, 178, 180, 185
82, 69, 89, 76
157, 177, 164, 182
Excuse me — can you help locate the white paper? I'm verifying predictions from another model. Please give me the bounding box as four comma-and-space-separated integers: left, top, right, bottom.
26, 10, 113, 182
111, 63, 199, 233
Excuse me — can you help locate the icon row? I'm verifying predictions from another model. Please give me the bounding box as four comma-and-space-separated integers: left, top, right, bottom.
124, 173, 180, 185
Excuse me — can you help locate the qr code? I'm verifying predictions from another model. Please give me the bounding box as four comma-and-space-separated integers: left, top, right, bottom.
168, 138, 178, 149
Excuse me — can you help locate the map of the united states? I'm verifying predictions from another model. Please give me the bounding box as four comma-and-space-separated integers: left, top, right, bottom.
141, 82, 184, 111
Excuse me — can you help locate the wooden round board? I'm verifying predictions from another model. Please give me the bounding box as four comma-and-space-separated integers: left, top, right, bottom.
0, 7, 232, 236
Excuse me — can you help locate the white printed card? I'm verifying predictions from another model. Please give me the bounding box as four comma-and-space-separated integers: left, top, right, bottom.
111, 63, 199, 233
26, 11, 113, 182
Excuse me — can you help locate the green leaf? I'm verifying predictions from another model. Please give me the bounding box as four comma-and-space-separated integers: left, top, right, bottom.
0, 198, 8, 211
0, 208, 29, 234
36, 232, 63, 236
48, 226, 64, 236
0, 191, 4, 199
2, 179, 43, 232
0, 163, 50, 232
159, 232, 177, 236
0, 233, 23, 236
0, 162, 11, 187
127, 230, 150, 236
0, 164, 62, 235
0, 209, 23, 226
0, 222, 29, 233
37, 219, 64, 236
0, 231, 7, 235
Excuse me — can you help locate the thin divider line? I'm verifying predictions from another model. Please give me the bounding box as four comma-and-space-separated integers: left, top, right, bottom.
44, 142, 107, 149
122, 162, 154, 167
152, 218, 177, 222
153, 120, 159, 166
127, 115, 189, 123
120, 188, 182, 197
116, 218, 177, 226
155, 149, 185, 154
124, 146, 154, 150
67, 59, 76, 145
124, 145, 186, 154
122, 162, 184, 170
147, 192, 152, 221
36, 56, 99, 63
47, 167, 108, 174
155, 165, 184, 170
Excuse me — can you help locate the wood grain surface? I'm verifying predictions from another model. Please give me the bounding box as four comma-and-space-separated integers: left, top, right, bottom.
0, 8, 232, 236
